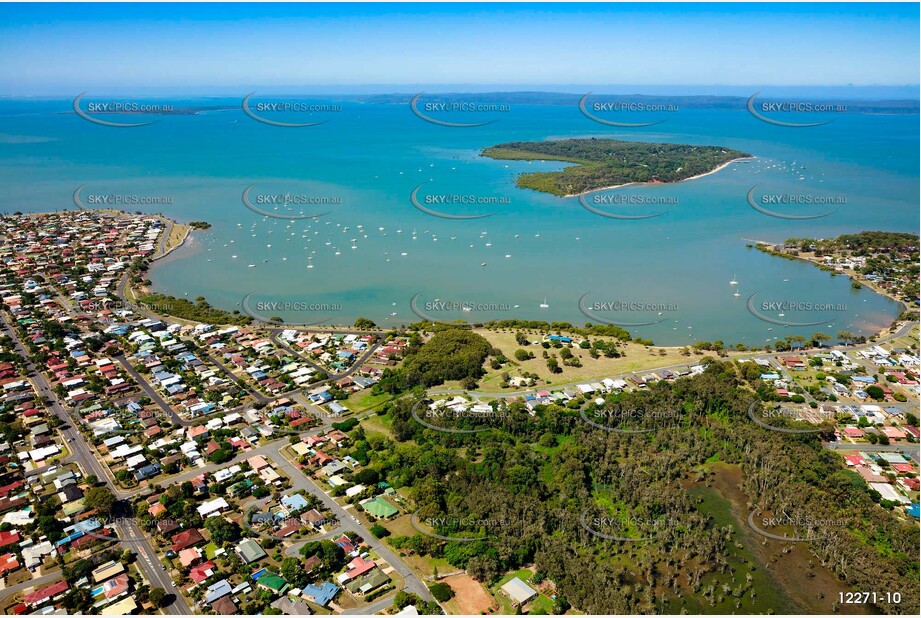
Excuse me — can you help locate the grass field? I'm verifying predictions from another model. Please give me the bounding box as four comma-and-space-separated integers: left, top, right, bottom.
380, 514, 458, 581
359, 413, 395, 440
161, 220, 191, 256
346, 390, 395, 413
472, 329, 723, 387
887, 323, 919, 350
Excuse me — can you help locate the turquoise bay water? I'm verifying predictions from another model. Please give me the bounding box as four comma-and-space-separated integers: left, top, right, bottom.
0, 98, 916, 345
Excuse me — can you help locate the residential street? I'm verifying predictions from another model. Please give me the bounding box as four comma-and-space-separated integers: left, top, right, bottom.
0, 313, 192, 615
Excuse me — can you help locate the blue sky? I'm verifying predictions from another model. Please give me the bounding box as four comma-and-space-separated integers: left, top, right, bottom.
0, 3, 918, 95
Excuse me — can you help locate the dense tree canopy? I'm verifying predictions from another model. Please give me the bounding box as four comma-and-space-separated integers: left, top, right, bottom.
483, 138, 750, 196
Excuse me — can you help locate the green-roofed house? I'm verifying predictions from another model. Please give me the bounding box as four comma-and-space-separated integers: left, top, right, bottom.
360, 496, 398, 519
345, 569, 390, 595
62, 500, 86, 517
879, 452, 908, 465
256, 573, 289, 595
236, 538, 267, 564
229, 479, 254, 497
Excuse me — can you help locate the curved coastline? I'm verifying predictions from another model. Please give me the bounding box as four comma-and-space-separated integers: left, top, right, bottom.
144, 220, 907, 346
563, 156, 756, 198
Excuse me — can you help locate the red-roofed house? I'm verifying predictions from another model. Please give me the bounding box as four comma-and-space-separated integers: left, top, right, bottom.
171, 528, 205, 552
0, 530, 20, 549
189, 560, 216, 584
178, 547, 203, 568
187, 425, 209, 440
0, 553, 19, 575
855, 467, 887, 483
23, 581, 69, 607
99, 574, 129, 599
844, 454, 865, 467
0, 481, 24, 499
881, 426, 906, 440
344, 556, 376, 580
248, 455, 269, 471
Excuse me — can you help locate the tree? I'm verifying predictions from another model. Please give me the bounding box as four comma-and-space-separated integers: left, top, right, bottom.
538, 432, 556, 448
514, 349, 533, 361
811, 332, 831, 347
428, 582, 455, 602
865, 385, 885, 401
394, 591, 420, 610
209, 448, 233, 464
280, 556, 308, 588
84, 487, 117, 514
204, 517, 241, 544
353, 468, 380, 485
149, 587, 167, 608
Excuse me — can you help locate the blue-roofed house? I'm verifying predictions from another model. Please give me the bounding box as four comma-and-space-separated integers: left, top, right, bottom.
303, 582, 339, 607
204, 579, 233, 604
280, 493, 309, 514
310, 391, 333, 404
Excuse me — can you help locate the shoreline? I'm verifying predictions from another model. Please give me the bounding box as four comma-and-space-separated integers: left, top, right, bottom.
151, 217, 192, 262
563, 156, 756, 198
750, 241, 914, 340
89, 207, 907, 349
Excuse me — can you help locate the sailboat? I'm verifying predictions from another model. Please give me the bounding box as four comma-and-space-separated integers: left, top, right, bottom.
729, 274, 738, 286
539, 298, 549, 308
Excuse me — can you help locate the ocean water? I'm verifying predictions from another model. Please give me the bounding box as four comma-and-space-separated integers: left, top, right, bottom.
0, 97, 916, 345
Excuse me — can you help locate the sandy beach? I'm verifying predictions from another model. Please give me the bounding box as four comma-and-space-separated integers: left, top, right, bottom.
563, 156, 756, 198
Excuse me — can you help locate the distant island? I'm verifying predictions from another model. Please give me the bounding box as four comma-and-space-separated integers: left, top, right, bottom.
482, 138, 751, 196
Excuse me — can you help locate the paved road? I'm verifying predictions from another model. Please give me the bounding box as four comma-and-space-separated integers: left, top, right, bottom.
342, 593, 399, 615
15, 247, 915, 612
0, 569, 65, 598
201, 351, 266, 402
270, 328, 385, 382
825, 441, 920, 463
0, 313, 192, 614
113, 353, 190, 427
265, 441, 434, 602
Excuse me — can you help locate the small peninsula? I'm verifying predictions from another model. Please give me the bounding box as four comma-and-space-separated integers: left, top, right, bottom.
482, 138, 751, 196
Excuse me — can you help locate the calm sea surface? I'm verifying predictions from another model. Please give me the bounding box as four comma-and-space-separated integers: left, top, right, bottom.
1, 98, 916, 345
